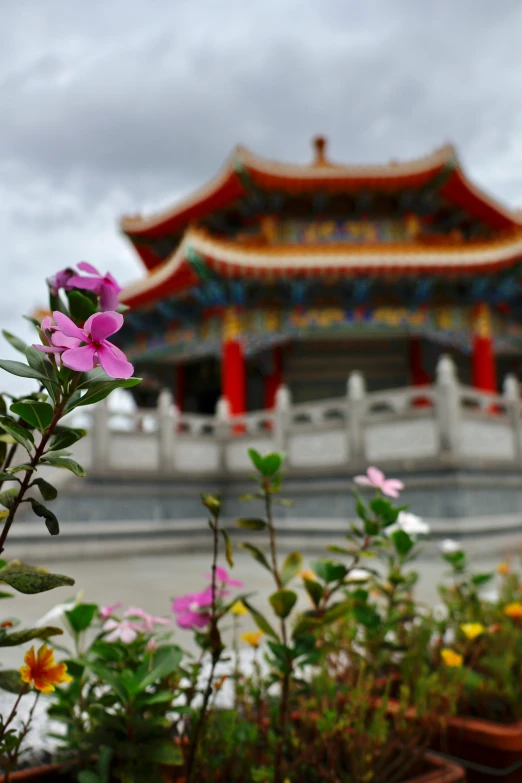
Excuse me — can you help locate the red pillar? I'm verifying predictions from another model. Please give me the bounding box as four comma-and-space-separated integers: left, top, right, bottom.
174, 364, 186, 412
264, 346, 283, 410
472, 303, 497, 392
222, 339, 246, 416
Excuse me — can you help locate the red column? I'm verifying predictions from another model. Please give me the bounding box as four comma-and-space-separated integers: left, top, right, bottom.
222, 339, 246, 415
174, 364, 186, 412
472, 303, 497, 392
264, 346, 283, 410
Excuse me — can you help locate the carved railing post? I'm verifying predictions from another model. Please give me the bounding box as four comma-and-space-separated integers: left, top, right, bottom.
435, 355, 460, 459
347, 371, 366, 463
157, 389, 175, 471
215, 396, 231, 472
503, 374, 522, 463
274, 384, 291, 454
92, 397, 109, 471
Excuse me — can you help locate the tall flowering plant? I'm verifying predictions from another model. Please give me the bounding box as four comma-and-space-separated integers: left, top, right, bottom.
0, 264, 140, 780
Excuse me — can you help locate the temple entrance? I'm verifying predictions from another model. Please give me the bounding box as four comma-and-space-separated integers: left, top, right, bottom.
183, 358, 221, 415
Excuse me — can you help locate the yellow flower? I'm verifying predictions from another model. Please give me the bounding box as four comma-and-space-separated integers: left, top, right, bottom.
504, 602, 522, 619
461, 623, 485, 640
497, 562, 511, 576
441, 648, 463, 668
299, 569, 316, 581
241, 630, 264, 648
230, 600, 247, 616
20, 644, 72, 694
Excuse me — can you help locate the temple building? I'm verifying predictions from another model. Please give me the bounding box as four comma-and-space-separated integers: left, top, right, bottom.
118, 137, 522, 415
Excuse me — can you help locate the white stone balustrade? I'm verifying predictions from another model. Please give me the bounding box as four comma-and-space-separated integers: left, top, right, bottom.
79, 355, 522, 477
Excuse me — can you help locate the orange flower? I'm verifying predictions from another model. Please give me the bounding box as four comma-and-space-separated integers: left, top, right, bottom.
20, 644, 72, 694
299, 569, 316, 582
0, 621, 13, 628
497, 562, 511, 576
214, 674, 228, 692
504, 602, 522, 619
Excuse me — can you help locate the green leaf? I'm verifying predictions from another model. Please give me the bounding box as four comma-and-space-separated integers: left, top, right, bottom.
221, 529, 234, 568
0, 669, 26, 693
2, 331, 27, 355
303, 577, 323, 608
242, 599, 279, 639
240, 543, 272, 573
66, 376, 141, 410
0, 565, 74, 594
40, 453, 85, 477
28, 498, 59, 535
280, 552, 303, 587
0, 625, 63, 647
137, 648, 182, 691
25, 347, 58, 403
85, 660, 129, 703
66, 289, 98, 321
65, 603, 98, 634
390, 529, 414, 556
247, 448, 264, 473
0, 488, 19, 509
262, 452, 282, 476
322, 600, 353, 624
6, 464, 32, 474
10, 401, 54, 432
311, 559, 347, 584
145, 742, 183, 765
237, 518, 267, 530
0, 359, 53, 383
49, 427, 87, 451
0, 417, 34, 452
471, 573, 494, 587
269, 589, 298, 619
78, 772, 102, 783
31, 478, 58, 501
353, 602, 381, 629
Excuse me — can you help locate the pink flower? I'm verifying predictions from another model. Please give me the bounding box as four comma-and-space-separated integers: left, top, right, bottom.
34, 315, 81, 362
145, 638, 158, 654
172, 587, 214, 630
124, 607, 171, 632
354, 466, 404, 499
99, 602, 123, 621
50, 311, 133, 379
206, 566, 244, 588
68, 262, 123, 311
47, 268, 76, 297
102, 617, 142, 644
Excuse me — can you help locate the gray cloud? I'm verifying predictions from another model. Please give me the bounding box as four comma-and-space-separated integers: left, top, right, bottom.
2, 0, 522, 391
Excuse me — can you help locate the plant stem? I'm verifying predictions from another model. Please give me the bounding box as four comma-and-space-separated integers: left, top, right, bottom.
264, 481, 289, 783
0, 378, 78, 554
1, 684, 30, 783
186, 509, 222, 783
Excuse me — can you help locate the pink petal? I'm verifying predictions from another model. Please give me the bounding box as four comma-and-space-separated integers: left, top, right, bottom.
109, 343, 129, 361
214, 566, 229, 582
103, 628, 120, 643
99, 284, 120, 311
41, 316, 53, 331
53, 311, 85, 340
100, 602, 122, 621
384, 479, 404, 492
103, 618, 119, 632
119, 625, 138, 643
61, 345, 96, 372
77, 261, 101, 276
85, 311, 123, 342
51, 332, 81, 349
172, 594, 193, 613
227, 577, 244, 587
177, 611, 210, 629
98, 344, 134, 379
366, 466, 385, 488
33, 344, 61, 354
353, 476, 372, 486
67, 275, 102, 292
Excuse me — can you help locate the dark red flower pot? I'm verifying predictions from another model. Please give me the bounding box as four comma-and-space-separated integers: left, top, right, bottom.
433, 715, 522, 782
403, 753, 465, 783
0, 763, 67, 782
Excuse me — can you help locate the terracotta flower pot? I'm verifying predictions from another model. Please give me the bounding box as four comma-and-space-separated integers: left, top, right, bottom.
0, 762, 67, 782
403, 753, 465, 783
433, 714, 522, 782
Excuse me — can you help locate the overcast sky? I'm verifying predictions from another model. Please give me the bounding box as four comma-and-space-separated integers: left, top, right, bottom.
2, 0, 522, 390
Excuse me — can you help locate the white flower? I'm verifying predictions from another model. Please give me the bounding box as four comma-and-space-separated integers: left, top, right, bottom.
387, 511, 430, 537
346, 568, 372, 582
433, 603, 449, 621
439, 539, 462, 554
36, 590, 84, 629
481, 588, 499, 603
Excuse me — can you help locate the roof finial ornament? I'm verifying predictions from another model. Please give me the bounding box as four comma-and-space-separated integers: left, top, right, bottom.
312, 135, 328, 166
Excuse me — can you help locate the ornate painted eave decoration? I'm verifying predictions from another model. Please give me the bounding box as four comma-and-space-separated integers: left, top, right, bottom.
120, 138, 521, 271
121, 228, 522, 310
